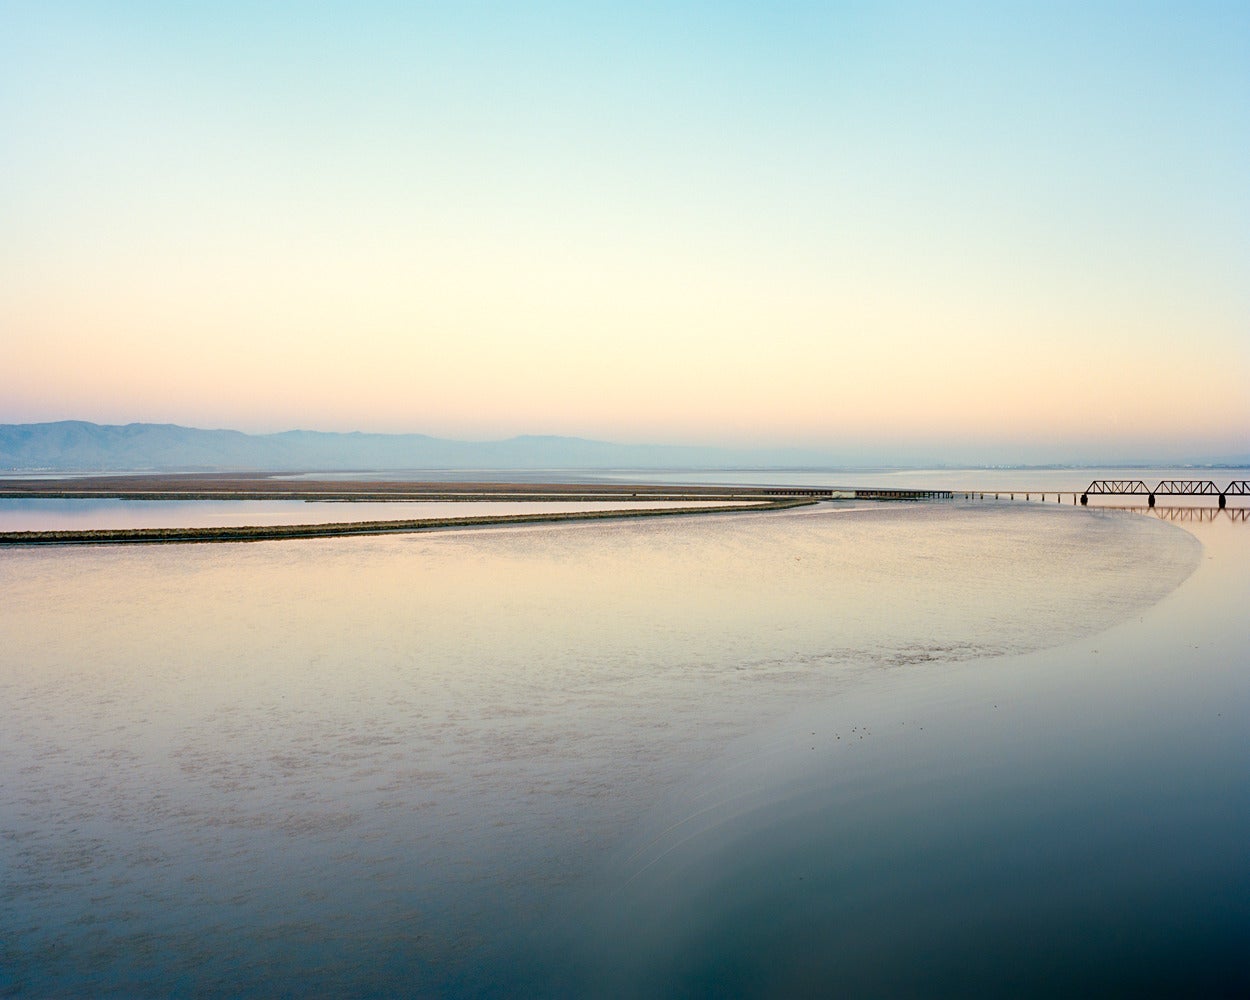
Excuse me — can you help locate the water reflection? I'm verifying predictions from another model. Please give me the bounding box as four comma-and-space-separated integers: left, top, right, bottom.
0, 503, 1228, 996
1110, 504, 1250, 523
553, 512, 1249, 997
593, 466, 1247, 495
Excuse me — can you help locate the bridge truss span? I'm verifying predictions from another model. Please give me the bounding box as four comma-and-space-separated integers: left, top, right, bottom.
1081, 479, 1249, 509
1154, 480, 1221, 496
1084, 480, 1151, 496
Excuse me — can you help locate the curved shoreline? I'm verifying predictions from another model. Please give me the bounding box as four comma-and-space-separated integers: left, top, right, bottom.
0, 498, 814, 546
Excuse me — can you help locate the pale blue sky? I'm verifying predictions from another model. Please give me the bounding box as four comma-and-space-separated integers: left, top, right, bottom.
2, 1, 1247, 463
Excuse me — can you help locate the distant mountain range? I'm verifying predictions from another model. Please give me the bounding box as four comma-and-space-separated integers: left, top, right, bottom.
4, 421, 1246, 474
0, 421, 844, 473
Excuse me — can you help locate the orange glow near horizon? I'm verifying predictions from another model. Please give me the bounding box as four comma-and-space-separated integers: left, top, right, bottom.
3, 4, 1247, 464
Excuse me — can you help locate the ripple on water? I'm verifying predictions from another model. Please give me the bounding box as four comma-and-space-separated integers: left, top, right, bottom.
0, 502, 1205, 995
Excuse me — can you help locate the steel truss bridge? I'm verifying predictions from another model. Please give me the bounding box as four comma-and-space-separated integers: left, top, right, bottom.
765, 481, 1249, 509
716, 483, 1249, 508
1081, 480, 1250, 509
770, 482, 1250, 511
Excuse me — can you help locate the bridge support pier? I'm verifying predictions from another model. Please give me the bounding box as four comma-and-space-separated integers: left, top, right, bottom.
1148, 494, 1155, 508
1219, 494, 1226, 509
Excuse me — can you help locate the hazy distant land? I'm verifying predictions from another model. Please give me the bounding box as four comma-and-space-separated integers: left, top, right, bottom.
4, 421, 1247, 474
0, 421, 846, 473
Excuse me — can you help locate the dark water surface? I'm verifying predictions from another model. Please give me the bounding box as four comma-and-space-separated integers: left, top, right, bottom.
1, 501, 1245, 996
548, 512, 1248, 997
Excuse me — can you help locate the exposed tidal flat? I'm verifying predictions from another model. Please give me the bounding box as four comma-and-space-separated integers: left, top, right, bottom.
0, 498, 776, 546
0, 500, 1246, 996
0, 498, 762, 534
0, 478, 795, 546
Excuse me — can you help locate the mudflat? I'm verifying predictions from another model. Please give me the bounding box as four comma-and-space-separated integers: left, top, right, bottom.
0, 474, 812, 544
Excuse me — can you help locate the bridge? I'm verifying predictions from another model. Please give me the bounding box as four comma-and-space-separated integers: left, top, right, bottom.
0, 474, 1244, 511
764, 488, 953, 501
762, 481, 1250, 509
1081, 480, 1250, 509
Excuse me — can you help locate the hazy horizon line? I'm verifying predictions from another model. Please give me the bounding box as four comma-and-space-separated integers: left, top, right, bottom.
1, 417, 1246, 472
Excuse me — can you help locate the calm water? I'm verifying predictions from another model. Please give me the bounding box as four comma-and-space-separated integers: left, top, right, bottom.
0, 499, 747, 533
1, 499, 1245, 996
265, 464, 1247, 495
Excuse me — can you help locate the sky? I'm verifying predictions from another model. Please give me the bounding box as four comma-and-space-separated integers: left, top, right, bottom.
2, 1, 1247, 464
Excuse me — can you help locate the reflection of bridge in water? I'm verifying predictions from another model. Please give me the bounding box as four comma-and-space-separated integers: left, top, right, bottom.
1104, 505, 1250, 523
